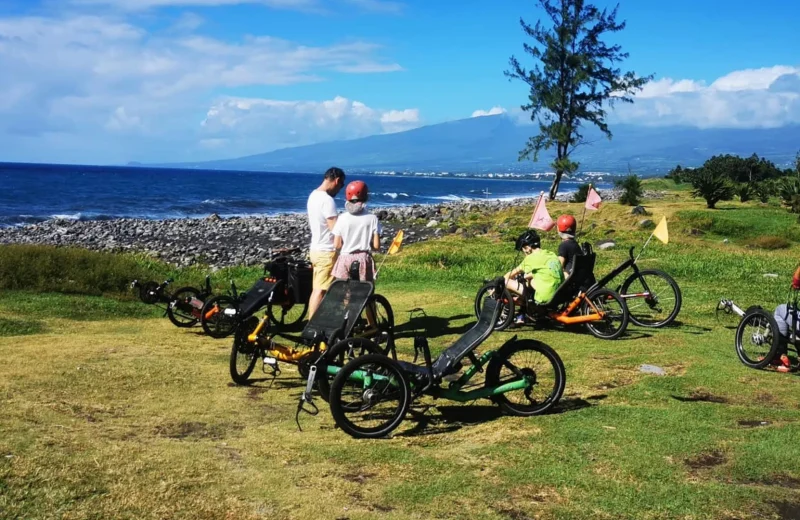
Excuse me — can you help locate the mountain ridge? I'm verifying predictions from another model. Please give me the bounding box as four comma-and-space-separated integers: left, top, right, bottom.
153, 114, 800, 174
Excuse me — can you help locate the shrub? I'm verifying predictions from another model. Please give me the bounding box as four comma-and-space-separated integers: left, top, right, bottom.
615, 174, 643, 206
571, 183, 591, 203
690, 169, 735, 209
736, 183, 753, 203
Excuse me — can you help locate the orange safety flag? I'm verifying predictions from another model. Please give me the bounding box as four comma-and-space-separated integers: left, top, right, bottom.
528, 193, 555, 231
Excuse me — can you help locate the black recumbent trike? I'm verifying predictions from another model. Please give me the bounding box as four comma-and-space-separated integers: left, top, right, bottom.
228, 260, 396, 389
301, 277, 566, 439
131, 274, 216, 328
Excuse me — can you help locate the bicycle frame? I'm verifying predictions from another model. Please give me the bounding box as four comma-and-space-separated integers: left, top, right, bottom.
513, 273, 606, 325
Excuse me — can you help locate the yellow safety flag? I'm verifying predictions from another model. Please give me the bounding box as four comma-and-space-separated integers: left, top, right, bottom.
387, 230, 404, 255
652, 216, 669, 244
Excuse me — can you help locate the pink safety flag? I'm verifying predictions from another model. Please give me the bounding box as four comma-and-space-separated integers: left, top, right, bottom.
585, 187, 602, 210
528, 193, 555, 231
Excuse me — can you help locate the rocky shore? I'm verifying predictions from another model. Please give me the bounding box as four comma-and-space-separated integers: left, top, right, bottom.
0, 188, 656, 269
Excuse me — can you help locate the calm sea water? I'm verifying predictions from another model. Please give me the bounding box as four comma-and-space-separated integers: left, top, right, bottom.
0, 162, 613, 227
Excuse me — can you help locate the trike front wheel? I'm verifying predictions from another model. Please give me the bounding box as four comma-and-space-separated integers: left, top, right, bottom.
229, 317, 261, 385
167, 286, 202, 327
329, 354, 410, 439
316, 338, 385, 402
735, 308, 780, 369
201, 295, 238, 338
475, 282, 514, 330
486, 339, 566, 416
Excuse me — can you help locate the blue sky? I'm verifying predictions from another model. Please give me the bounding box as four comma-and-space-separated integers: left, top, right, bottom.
0, 0, 798, 164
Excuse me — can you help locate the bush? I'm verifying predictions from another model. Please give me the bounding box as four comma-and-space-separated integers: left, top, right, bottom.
571, 183, 591, 203
615, 174, 643, 206
736, 183, 753, 203
690, 169, 735, 209
0, 245, 161, 296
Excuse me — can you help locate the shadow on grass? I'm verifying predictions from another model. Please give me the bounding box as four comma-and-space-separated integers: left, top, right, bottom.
394, 310, 474, 339
396, 396, 599, 437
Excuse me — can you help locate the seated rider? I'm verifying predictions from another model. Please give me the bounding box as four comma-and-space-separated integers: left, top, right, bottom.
504, 230, 565, 325
556, 213, 582, 278
770, 267, 800, 373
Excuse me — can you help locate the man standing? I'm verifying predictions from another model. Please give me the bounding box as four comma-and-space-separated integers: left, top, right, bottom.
307, 166, 345, 318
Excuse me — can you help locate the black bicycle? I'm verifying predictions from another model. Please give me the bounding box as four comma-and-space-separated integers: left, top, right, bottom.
591, 245, 682, 328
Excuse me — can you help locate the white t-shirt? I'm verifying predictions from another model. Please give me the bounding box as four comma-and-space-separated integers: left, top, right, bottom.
332, 211, 381, 254
307, 189, 338, 251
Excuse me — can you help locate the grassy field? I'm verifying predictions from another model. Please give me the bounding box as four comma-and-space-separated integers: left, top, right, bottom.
2, 186, 800, 519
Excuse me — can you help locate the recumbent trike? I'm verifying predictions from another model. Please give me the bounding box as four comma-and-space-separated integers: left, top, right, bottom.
301, 277, 566, 439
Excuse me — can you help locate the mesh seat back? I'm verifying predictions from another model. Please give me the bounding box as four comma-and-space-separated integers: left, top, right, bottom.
238, 278, 279, 318
545, 252, 596, 308
431, 296, 499, 377
301, 279, 374, 342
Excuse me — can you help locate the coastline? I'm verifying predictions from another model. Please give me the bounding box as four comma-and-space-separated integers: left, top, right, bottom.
0, 190, 638, 269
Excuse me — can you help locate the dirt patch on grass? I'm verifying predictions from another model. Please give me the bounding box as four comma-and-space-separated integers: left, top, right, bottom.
152, 421, 243, 441
341, 471, 376, 485
685, 450, 726, 471
493, 506, 537, 520
247, 387, 267, 400
771, 500, 800, 520
737, 420, 772, 428
592, 378, 633, 390
755, 475, 800, 489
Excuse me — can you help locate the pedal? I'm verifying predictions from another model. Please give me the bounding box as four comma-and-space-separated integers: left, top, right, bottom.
262, 356, 280, 376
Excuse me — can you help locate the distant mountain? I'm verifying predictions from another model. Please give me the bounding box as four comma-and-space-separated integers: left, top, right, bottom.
159, 114, 800, 175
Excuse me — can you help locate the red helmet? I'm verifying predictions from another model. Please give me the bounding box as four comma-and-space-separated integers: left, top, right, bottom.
345, 180, 368, 202
557, 214, 576, 235
792, 266, 800, 290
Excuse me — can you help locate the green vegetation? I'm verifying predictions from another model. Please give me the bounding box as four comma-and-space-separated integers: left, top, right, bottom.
615, 173, 643, 206
506, 0, 653, 199
2, 191, 800, 519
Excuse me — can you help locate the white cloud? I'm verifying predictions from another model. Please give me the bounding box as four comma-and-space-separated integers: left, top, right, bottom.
66, 0, 404, 13
199, 95, 420, 156
472, 106, 507, 117
614, 65, 800, 128
0, 12, 406, 163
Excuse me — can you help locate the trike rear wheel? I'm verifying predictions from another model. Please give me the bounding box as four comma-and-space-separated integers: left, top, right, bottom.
352, 294, 396, 359
201, 295, 238, 338
486, 339, 565, 416
735, 308, 780, 369
620, 269, 682, 328
167, 286, 202, 327
267, 292, 307, 330
475, 282, 514, 331
329, 354, 410, 439
582, 288, 629, 340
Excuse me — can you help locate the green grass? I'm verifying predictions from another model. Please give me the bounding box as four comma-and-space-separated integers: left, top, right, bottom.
2, 192, 800, 519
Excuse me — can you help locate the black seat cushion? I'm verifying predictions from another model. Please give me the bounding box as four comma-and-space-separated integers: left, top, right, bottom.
301, 279, 374, 343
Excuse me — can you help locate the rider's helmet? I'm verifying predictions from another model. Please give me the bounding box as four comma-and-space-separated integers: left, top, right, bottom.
557, 214, 576, 238
792, 266, 800, 290
515, 229, 541, 251
345, 180, 369, 202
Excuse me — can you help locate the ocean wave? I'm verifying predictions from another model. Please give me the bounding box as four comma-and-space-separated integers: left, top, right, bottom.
380, 192, 410, 199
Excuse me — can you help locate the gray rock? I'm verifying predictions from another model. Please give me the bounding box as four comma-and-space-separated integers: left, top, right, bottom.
638, 219, 655, 229
631, 205, 649, 215
426, 219, 439, 228
763, 273, 779, 278
595, 240, 616, 250
639, 364, 666, 376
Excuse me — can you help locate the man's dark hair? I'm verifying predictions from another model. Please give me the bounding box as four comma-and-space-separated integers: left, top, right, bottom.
324, 167, 346, 182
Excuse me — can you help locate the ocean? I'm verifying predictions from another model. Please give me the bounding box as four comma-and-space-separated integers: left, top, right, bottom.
0, 162, 614, 227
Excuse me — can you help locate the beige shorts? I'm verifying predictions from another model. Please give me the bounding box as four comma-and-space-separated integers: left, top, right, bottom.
309, 250, 337, 291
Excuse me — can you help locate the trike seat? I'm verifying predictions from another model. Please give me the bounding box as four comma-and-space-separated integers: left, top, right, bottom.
537, 252, 597, 309
395, 296, 501, 380
300, 279, 374, 344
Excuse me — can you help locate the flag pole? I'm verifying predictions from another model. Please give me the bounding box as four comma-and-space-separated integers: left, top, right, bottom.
577, 183, 591, 238
635, 232, 654, 263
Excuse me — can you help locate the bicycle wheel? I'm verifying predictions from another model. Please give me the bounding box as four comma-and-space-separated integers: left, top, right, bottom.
474, 282, 514, 331
267, 291, 308, 329
229, 317, 261, 385
352, 294, 396, 359
620, 269, 682, 328
582, 288, 629, 340
138, 281, 161, 304
329, 353, 410, 439
316, 337, 385, 402
735, 308, 780, 369
167, 286, 202, 327
201, 295, 238, 338
486, 339, 566, 416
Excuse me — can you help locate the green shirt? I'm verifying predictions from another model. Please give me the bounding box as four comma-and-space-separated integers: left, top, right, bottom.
517, 249, 565, 304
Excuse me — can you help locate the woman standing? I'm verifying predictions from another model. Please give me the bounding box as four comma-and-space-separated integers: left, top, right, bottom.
331, 180, 381, 281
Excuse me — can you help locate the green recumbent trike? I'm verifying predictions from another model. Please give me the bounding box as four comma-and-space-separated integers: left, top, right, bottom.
302, 278, 566, 439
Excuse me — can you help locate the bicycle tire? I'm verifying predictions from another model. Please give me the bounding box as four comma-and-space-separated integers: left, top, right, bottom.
474, 282, 514, 331
735, 308, 780, 369
583, 288, 629, 340
200, 295, 238, 338
167, 286, 202, 328
620, 269, 682, 328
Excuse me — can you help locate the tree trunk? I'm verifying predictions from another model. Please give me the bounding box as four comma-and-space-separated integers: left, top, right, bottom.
549, 171, 562, 200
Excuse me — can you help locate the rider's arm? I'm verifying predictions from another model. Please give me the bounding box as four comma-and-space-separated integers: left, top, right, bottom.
371, 232, 380, 251
334, 235, 343, 250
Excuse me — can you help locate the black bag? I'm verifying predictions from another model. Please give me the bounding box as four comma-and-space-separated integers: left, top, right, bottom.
288, 263, 313, 304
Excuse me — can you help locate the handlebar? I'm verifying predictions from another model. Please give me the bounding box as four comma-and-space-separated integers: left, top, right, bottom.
628, 246, 635, 261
